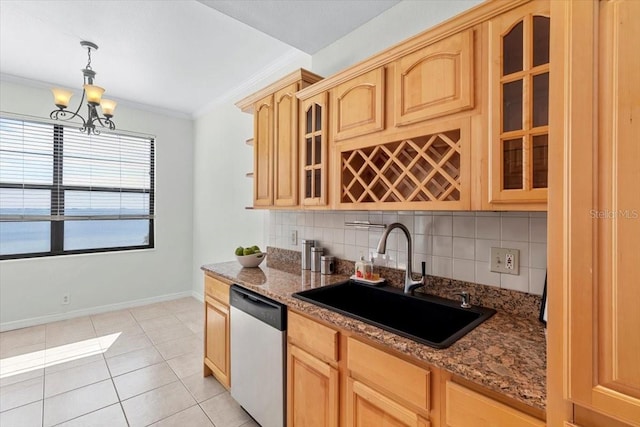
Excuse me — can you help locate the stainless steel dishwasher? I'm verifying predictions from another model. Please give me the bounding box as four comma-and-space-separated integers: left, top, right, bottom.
230, 285, 286, 427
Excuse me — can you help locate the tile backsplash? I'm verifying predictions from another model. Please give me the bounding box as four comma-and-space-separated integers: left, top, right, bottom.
266, 211, 547, 296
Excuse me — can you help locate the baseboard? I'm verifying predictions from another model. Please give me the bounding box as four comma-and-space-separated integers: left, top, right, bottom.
191, 290, 204, 302
0, 291, 195, 332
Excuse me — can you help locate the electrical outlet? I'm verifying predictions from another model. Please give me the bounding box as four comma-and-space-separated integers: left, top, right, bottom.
290, 230, 298, 246
490, 247, 520, 275
62, 293, 70, 305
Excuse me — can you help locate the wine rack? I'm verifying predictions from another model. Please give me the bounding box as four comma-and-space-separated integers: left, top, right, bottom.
340, 129, 464, 207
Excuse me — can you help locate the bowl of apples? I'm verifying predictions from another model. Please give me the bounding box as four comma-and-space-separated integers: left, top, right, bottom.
235, 245, 266, 268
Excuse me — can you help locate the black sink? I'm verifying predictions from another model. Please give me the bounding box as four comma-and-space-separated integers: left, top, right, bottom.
293, 281, 496, 349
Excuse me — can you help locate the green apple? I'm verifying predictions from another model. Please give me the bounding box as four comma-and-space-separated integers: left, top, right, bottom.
243, 247, 255, 256
234, 246, 244, 256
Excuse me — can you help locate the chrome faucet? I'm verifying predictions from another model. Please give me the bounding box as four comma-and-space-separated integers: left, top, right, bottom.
376, 223, 425, 294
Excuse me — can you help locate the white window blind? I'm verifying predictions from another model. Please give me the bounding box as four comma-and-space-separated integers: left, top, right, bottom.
0, 116, 155, 257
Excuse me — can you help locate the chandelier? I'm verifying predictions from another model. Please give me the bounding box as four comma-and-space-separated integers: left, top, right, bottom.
50, 41, 117, 134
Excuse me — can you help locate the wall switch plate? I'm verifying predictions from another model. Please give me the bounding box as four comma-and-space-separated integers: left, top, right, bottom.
290, 230, 298, 246
62, 293, 70, 305
490, 247, 520, 275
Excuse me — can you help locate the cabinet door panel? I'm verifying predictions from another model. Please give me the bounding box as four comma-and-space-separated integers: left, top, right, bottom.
274, 83, 299, 206
300, 92, 329, 207
347, 337, 430, 412
567, 1, 640, 424
287, 344, 339, 427
395, 29, 474, 126
331, 68, 384, 141
346, 378, 430, 427
205, 296, 230, 388
488, 1, 549, 204
253, 95, 273, 206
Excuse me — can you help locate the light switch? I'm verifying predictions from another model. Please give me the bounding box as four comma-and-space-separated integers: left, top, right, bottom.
490, 247, 520, 275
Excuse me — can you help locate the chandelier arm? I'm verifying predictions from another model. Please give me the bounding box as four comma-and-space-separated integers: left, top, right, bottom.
93, 114, 116, 131
49, 108, 88, 129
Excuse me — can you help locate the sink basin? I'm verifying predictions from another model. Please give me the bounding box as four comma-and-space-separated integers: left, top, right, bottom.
293, 281, 496, 348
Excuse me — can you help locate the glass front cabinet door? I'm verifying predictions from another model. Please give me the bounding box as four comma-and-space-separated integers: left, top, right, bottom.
489, 1, 550, 204
300, 92, 329, 207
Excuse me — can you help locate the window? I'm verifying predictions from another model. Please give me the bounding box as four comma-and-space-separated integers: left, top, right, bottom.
0, 116, 155, 259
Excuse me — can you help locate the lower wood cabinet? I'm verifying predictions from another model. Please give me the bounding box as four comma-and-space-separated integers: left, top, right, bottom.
346, 378, 431, 427
203, 274, 230, 389
444, 381, 544, 427
287, 343, 339, 427
287, 309, 546, 427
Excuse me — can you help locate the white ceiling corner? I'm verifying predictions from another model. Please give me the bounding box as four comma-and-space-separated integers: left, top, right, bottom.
197, 0, 401, 55
0, 0, 399, 117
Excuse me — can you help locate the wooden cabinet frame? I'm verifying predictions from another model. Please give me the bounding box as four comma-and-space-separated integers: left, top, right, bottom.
236, 69, 323, 209
548, 1, 640, 426
487, 1, 550, 204
300, 92, 330, 207
203, 274, 231, 389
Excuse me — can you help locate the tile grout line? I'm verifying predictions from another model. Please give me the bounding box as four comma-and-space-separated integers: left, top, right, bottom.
1, 299, 204, 426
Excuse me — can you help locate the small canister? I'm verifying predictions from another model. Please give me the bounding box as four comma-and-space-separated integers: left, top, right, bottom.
301, 239, 314, 270
310, 247, 324, 272
320, 255, 335, 275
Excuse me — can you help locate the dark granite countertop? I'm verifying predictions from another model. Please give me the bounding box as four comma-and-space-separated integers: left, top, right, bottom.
201, 261, 546, 413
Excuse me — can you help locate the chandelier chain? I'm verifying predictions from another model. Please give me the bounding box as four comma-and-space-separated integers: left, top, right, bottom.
86, 47, 93, 70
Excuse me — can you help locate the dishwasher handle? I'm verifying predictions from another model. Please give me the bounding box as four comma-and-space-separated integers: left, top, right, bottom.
230, 285, 286, 331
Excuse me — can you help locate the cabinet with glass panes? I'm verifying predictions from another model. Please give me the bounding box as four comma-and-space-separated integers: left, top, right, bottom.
299, 92, 329, 208
488, 1, 550, 205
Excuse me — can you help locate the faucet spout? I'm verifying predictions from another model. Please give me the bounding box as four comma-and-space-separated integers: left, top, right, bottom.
376, 223, 424, 294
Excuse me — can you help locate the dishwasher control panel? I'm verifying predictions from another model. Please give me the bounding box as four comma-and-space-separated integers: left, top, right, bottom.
230, 285, 287, 331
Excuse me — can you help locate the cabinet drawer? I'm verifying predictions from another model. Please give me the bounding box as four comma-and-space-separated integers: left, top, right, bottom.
288, 311, 339, 363
347, 337, 430, 412
204, 274, 230, 305
445, 381, 544, 427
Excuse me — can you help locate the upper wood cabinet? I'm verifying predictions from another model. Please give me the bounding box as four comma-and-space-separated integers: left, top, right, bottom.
253, 95, 273, 207
273, 83, 299, 207
488, 1, 550, 205
236, 69, 323, 209
300, 92, 329, 208
331, 67, 385, 141
394, 29, 474, 126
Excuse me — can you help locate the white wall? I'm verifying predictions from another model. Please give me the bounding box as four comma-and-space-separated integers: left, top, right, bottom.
0, 80, 195, 330
312, 0, 483, 76
191, 101, 265, 295
190, 54, 312, 295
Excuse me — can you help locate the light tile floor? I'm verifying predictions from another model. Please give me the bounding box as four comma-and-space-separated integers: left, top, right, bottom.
0, 297, 258, 427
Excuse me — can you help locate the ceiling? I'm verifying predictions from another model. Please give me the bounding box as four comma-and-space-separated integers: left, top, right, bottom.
0, 0, 400, 118
198, 0, 400, 55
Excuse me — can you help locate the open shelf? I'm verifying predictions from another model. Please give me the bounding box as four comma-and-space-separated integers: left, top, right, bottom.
245, 138, 254, 146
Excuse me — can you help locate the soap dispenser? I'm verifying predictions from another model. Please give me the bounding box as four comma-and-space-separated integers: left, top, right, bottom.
355, 255, 365, 278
